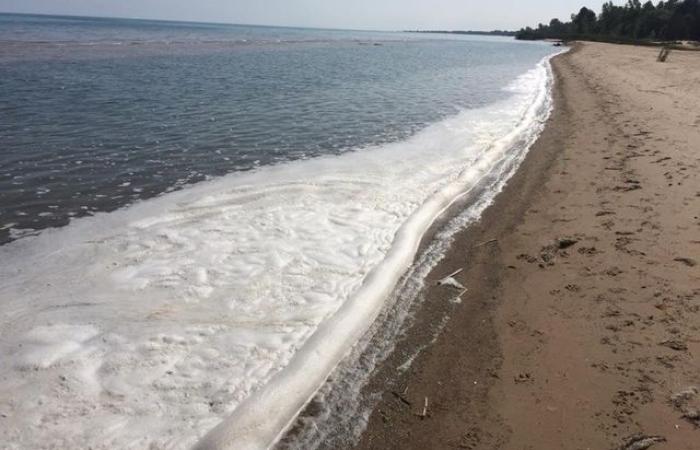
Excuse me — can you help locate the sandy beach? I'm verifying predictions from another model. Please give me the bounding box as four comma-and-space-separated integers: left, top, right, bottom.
354, 42, 700, 449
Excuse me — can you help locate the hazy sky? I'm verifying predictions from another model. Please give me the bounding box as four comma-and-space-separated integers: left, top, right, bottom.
0, 0, 617, 31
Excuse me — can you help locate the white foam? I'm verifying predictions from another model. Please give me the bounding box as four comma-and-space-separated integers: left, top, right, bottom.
0, 52, 559, 450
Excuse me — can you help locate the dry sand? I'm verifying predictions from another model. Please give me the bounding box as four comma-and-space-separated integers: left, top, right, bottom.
353, 42, 700, 450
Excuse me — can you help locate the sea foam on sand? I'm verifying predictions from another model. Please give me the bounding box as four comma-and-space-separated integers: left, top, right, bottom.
0, 53, 558, 450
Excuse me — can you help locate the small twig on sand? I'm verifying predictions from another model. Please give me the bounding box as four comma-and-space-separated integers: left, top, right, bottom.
419, 397, 428, 419
473, 239, 498, 248
391, 389, 411, 406
446, 268, 463, 278
657, 47, 670, 62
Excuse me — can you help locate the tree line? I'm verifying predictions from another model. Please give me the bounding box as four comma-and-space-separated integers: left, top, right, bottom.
516, 0, 700, 42
408, 30, 516, 37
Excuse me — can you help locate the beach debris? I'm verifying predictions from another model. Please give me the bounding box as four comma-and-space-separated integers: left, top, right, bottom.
673, 257, 697, 267
614, 182, 643, 192
657, 47, 671, 62
659, 339, 688, 351
445, 268, 463, 278
391, 386, 412, 407
439, 277, 465, 290
618, 434, 666, 450
450, 289, 468, 304
437, 268, 466, 290
556, 238, 579, 249
473, 238, 498, 248
417, 396, 429, 419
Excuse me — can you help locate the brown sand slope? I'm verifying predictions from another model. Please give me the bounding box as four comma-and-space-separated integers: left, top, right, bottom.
354, 42, 700, 450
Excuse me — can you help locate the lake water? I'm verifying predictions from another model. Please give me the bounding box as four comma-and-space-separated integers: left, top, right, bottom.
0, 13, 558, 449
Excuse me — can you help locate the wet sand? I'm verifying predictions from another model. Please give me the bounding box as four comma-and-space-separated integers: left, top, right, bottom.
354, 42, 700, 449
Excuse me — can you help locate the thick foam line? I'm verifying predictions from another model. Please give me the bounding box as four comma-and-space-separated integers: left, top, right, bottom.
0, 51, 560, 450
195, 52, 559, 450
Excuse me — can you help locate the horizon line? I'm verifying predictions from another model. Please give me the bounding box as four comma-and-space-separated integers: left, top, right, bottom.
0, 10, 396, 34
0, 10, 517, 35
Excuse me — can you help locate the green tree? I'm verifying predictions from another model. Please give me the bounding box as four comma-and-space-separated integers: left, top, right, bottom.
515, 0, 700, 41
572, 7, 598, 34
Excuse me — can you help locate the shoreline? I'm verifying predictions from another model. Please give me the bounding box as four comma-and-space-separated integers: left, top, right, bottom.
350, 42, 700, 449
343, 46, 573, 450
276, 52, 561, 449
202, 52, 559, 450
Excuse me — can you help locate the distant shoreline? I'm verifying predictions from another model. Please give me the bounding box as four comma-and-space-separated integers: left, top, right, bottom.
406, 30, 516, 37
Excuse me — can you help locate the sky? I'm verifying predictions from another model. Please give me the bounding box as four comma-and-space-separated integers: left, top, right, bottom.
0, 0, 618, 31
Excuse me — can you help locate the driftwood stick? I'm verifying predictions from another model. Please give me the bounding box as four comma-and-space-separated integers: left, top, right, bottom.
429, 268, 463, 284
446, 267, 464, 278
391, 390, 412, 406
657, 47, 670, 62
473, 238, 498, 248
